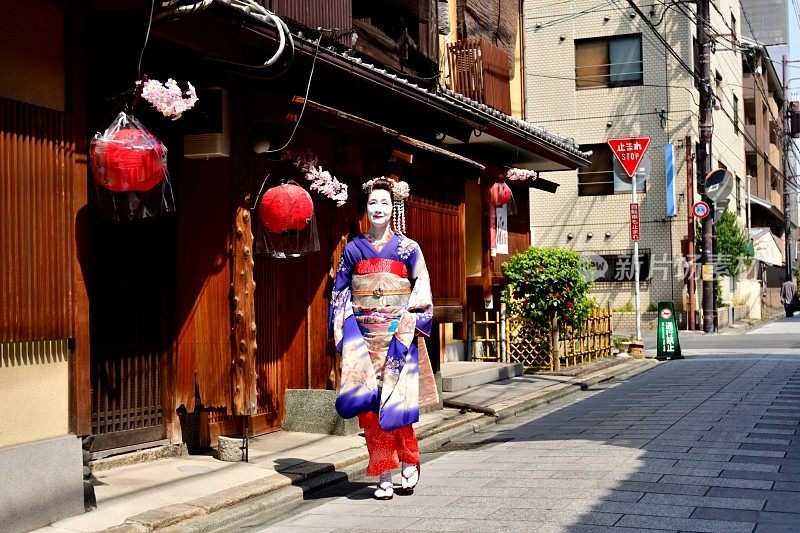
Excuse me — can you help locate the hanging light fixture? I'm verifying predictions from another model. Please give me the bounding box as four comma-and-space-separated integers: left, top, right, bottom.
91, 115, 167, 193
258, 182, 314, 233
487, 181, 513, 206
255, 181, 320, 258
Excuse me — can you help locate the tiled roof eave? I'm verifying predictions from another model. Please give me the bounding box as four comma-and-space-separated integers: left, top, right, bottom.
208, 0, 590, 166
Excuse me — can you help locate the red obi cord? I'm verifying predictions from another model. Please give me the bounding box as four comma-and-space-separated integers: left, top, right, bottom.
355, 258, 408, 279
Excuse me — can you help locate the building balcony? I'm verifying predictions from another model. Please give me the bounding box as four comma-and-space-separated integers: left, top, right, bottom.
769, 99, 781, 123
770, 187, 783, 211
745, 124, 757, 153
769, 142, 782, 171
749, 190, 785, 226
447, 38, 512, 114
743, 72, 755, 101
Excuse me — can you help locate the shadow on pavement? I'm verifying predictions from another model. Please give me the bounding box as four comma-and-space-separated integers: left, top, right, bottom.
279, 357, 800, 532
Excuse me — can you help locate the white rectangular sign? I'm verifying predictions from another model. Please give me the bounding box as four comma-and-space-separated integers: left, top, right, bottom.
495, 204, 508, 255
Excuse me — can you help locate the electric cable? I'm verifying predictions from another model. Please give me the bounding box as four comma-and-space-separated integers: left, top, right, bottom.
203, 12, 295, 71
138, 0, 155, 79
525, 70, 702, 106
260, 33, 323, 153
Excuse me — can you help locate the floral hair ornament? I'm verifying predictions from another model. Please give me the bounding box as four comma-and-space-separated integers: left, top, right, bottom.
362, 177, 411, 234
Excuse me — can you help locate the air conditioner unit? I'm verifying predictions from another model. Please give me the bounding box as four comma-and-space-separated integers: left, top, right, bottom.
183, 87, 230, 159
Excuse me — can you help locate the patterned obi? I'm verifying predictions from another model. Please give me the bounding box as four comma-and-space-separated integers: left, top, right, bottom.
351, 259, 412, 373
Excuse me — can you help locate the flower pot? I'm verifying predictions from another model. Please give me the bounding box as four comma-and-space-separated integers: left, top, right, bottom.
627, 339, 644, 359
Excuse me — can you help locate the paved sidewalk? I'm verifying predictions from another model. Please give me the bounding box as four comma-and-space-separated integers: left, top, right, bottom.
227, 352, 800, 533
35, 358, 656, 533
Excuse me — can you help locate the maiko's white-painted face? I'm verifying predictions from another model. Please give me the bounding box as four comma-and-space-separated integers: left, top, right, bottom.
367, 189, 393, 228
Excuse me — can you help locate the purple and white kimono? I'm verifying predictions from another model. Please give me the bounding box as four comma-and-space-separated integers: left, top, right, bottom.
329, 234, 439, 431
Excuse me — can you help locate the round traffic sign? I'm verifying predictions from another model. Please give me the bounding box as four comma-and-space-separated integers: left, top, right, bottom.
703, 168, 734, 202
614, 153, 652, 184
693, 201, 710, 219
660, 308, 672, 320
635, 153, 652, 181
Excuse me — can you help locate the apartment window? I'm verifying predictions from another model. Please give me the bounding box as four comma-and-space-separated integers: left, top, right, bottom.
733, 93, 740, 132
578, 144, 646, 196
731, 13, 737, 38
575, 34, 643, 89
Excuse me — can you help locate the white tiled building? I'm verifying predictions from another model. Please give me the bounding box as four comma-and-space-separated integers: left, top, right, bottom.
524, 0, 760, 318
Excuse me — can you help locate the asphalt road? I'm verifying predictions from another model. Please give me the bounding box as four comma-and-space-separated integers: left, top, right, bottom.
216, 317, 800, 532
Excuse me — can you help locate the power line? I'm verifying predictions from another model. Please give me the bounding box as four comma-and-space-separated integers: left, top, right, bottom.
738, 1, 761, 47
527, 2, 619, 29
527, 70, 702, 106
791, 0, 800, 35
522, 0, 798, 197
620, 0, 697, 80
742, 49, 787, 139
713, 97, 800, 193
528, 109, 693, 124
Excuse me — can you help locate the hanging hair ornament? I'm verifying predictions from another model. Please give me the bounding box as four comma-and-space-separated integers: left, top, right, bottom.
363, 177, 410, 235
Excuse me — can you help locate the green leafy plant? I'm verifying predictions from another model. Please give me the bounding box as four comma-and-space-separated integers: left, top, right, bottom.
696, 211, 754, 277
715, 210, 754, 277
612, 335, 632, 350
501, 247, 594, 325
613, 301, 635, 313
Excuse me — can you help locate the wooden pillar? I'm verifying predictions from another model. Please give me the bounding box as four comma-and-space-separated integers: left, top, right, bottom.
550, 313, 560, 372
66, 5, 91, 436
231, 199, 258, 416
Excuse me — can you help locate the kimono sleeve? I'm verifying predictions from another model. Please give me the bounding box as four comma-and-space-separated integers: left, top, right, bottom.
406, 242, 433, 337
329, 245, 356, 352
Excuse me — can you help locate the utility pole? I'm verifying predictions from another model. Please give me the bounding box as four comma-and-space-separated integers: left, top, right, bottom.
783, 55, 794, 279
697, 0, 715, 332
686, 136, 696, 330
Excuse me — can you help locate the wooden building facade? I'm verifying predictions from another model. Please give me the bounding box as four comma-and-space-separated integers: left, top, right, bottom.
1, 0, 588, 488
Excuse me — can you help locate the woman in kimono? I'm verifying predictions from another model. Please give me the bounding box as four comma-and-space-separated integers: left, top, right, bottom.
329, 177, 438, 500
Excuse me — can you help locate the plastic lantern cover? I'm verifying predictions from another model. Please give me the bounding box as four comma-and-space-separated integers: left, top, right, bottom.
487, 181, 517, 216
255, 181, 319, 258
488, 182, 512, 206
91, 112, 167, 192
90, 112, 175, 221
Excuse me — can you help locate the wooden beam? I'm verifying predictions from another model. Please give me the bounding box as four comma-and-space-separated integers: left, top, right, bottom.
293, 96, 486, 170
529, 176, 560, 193
433, 305, 464, 323
399, 135, 484, 170
391, 149, 414, 164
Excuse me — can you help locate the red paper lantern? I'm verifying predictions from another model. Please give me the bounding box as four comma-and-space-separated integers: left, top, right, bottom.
258, 183, 314, 233
91, 128, 167, 192
487, 182, 513, 206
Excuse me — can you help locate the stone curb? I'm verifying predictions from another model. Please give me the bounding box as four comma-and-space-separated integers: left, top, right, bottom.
447, 359, 660, 419
110, 359, 660, 532
89, 444, 187, 473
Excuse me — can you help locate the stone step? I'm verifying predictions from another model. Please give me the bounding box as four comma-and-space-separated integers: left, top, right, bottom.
441, 361, 524, 392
